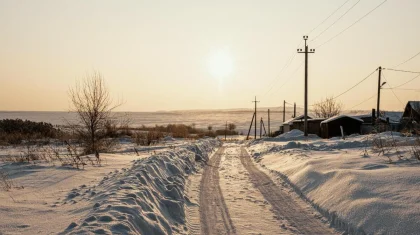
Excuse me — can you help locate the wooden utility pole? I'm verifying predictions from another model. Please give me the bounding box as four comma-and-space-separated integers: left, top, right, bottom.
293, 103, 296, 118
377, 66, 382, 119
261, 118, 267, 136
283, 100, 286, 123
268, 109, 270, 137
246, 112, 255, 140
298, 35, 315, 137
252, 96, 259, 139
225, 121, 227, 141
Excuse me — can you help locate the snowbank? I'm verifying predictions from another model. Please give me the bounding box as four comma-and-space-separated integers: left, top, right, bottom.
63, 139, 218, 235
248, 134, 420, 235
274, 129, 320, 141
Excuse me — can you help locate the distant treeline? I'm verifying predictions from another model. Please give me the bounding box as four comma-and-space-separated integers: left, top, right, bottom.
133, 124, 238, 138
0, 119, 59, 144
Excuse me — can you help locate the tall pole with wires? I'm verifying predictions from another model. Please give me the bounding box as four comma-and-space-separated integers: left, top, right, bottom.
252, 96, 259, 139
377, 66, 382, 119
298, 36, 315, 137
283, 100, 286, 123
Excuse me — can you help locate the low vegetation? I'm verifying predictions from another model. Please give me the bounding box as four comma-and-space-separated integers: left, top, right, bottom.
0, 119, 59, 145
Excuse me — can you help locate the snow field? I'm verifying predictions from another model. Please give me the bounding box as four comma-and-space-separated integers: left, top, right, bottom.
248, 132, 420, 235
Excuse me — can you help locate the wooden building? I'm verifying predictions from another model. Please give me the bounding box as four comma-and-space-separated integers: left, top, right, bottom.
320, 115, 364, 138
400, 101, 420, 131
291, 118, 325, 136
279, 115, 312, 133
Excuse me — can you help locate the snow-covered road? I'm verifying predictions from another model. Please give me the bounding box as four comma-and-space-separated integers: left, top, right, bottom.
198, 143, 336, 235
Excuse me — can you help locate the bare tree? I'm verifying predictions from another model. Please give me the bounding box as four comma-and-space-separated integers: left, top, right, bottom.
69, 71, 121, 156
313, 96, 342, 118
228, 123, 236, 131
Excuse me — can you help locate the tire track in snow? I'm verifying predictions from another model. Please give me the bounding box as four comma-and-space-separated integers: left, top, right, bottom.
199, 147, 236, 235
240, 147, 336, 235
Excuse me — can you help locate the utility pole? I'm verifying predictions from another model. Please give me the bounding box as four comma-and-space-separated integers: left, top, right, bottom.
260, 117, 263, 138
225, 121, 227, 141
283, 100, 286, 123
252, 96, 259, 139
293, 102, 296, 118
376, 66, 382, 119
298, 35, 315, 137
246, 112, 255, 140
268, 109, 270, 137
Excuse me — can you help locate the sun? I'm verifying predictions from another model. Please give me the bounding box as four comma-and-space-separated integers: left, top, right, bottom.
207, 49, 233, 79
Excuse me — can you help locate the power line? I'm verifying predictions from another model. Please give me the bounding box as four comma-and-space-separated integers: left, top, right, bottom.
382, 73, 404, 106
383, 68, 420, 74
392, 51, 420, 68
311, 0, 361, 42
382, 88, 420, 91
310, 68, 377, 106
315, 0, 388, 49
307, 0, 353, 35
386, 73, 420, 89
261, 39, 303, 98
269, 60, 304, 96
333, 68, 377, 100
348, 93, 376, 110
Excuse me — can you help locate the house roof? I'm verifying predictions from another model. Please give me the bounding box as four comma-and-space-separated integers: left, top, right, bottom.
402, 101, 420, 118
320, 115, 364, 124
280, 114, 312, 126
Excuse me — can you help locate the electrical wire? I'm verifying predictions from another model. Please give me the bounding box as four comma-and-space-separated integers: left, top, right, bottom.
261, 39, 303, 98
348, 93, 376, 110
269, 61, 305, 96
315, 0, 388, 49
307, 0, 353, 35
383, 68, 420, 74
382, 73, 404, 106
382, 88, 420, 91
385, 73, 420, 89
311, 0, 361, 42
333, 68, 377, 100
309, 68, 377, 107
392, 51, 420, 68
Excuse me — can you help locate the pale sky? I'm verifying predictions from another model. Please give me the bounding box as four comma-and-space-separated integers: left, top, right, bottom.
0, 0, 419, 112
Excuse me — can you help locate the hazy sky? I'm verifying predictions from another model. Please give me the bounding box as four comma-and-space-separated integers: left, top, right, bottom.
1, 0, 419, 112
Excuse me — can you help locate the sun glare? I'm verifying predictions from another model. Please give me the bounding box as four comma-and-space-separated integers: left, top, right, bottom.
207, 49, 233, 79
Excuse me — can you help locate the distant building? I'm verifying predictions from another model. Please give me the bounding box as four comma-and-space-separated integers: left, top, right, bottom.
320, 115, 364, 138
291, 118, 325, 137
400, 101, 420, 131
279, 115, 312, 133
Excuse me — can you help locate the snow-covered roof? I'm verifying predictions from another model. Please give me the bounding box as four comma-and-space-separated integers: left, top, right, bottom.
292, 118, 326, 122
280, 114, 312, 126
320, 115, 364, 124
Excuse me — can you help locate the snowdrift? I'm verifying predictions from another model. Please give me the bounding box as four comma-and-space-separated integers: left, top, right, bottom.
62, 139, 219, 235
248, 134, 420, 235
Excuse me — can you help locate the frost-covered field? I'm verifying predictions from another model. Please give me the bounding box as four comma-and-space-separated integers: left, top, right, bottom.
0, 138, 219, 234
248, 130, 420, 235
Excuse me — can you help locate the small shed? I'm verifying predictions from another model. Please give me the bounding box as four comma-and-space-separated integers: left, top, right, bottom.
280, 115, 312, 133
320, 115, 364, 138
292, 118, 325, 136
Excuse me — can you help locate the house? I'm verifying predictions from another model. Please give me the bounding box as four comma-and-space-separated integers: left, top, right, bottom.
400, 101, 420, 130
320, 115, 364, 138
291, 118, 325, 136
279, 115, 312, 133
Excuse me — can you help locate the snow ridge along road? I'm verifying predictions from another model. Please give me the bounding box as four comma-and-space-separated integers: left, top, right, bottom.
199, 147, 236, 235
240, 147, 336, 234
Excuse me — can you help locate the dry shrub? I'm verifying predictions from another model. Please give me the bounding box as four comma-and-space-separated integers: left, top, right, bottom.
0, 170, 12, 191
